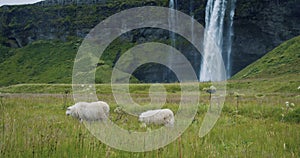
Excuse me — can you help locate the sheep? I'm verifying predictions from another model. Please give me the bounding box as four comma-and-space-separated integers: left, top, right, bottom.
66, 101, 110, 122
138, 109, 174, 127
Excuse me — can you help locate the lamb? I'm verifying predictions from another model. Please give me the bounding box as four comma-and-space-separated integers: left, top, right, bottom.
138, 109, 175, 127
66, 101, 110, 122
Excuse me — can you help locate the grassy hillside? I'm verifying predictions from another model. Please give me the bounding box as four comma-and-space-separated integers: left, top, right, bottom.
232, 35, 300, 79
1, 34, 299, 87
0, 40, 79, 86
0, 45, 15, 63
0, 37, 142, 86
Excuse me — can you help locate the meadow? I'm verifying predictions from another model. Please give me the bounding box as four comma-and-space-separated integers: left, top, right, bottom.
0, 80, 299, 157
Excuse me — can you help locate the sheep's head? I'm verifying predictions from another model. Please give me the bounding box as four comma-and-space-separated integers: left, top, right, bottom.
164, 113, 175, 127
138, 116, 144, 122
66, 105, 79, 119
66, 106, 72, 116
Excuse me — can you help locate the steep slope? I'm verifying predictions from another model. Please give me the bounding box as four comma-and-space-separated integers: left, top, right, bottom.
0, 37, 140, 86
232, 35, 300, 79
0, 40, 79, 86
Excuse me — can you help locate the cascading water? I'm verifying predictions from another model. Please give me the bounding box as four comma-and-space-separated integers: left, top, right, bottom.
224, 0, 236, 78
200, 0, 236, 81
166, 0, 177, 82
190, 0, 195, 43
169, 0, 177, 48
190, 0, 199, 77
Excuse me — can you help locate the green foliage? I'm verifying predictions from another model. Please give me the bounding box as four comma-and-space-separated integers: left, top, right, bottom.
0, 45, 14, 63
0, 37, 140, 86
0, 0, 169, 42
0, 40, 79, 86
0, 82, 299, 157
285, 108, 300, 123
232, 35, 300, 80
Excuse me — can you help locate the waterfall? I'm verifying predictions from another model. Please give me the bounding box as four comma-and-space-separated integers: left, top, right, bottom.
166, 0, 177, 82
191, 14, 197, 74
200, 0, 227, 82
169, 0, 177, 49
190, 0, 195, 45
200, 0, 236, 81
224, 0, 236, 78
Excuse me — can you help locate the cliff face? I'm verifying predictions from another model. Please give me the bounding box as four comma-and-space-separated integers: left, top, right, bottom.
0, 0, 299, 82
232, 0, 300, 74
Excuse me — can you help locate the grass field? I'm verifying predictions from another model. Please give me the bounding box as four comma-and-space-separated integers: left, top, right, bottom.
0, 81, 299, 157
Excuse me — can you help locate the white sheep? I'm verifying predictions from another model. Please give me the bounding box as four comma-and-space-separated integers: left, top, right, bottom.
66, 101, 110, 122
138, 109, 174, 127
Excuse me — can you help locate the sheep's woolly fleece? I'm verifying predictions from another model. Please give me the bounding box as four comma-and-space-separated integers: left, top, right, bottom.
139, 109, 174, 127
66, 101, 110, 122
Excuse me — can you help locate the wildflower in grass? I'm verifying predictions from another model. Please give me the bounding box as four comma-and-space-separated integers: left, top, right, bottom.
290, 103, 295, 107
140, 123, 147, 128
281, 101, 295, 122
298, 86, 300, 90
285, 101, 289, 107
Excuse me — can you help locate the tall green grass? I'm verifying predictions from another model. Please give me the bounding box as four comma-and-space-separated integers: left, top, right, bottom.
0, 83, 299, 157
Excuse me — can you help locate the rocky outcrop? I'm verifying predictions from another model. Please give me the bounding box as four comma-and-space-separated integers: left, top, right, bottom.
232, 0, 300, 74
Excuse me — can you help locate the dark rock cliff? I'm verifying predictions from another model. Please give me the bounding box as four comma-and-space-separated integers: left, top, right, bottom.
0, 0, 299, 82
232, 0, 300, 75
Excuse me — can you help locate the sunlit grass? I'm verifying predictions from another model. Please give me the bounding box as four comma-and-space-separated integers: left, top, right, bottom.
0, 82, 299, 157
